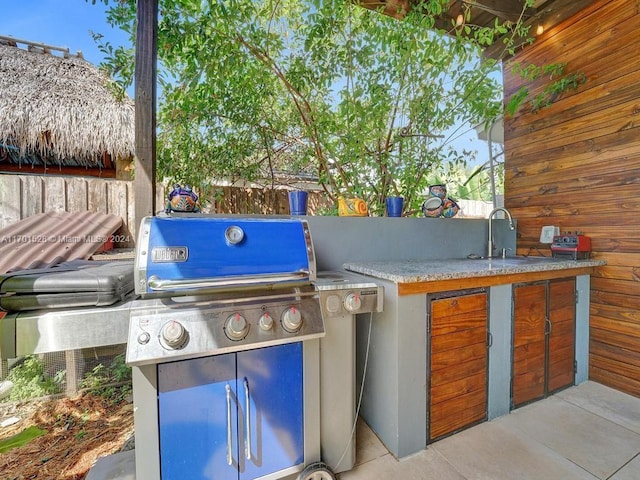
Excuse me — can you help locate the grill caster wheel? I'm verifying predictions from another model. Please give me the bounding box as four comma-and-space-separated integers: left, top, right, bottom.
296, 462, 337, 480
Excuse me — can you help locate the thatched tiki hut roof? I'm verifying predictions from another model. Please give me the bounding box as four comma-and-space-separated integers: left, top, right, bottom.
0, 37, 134, 174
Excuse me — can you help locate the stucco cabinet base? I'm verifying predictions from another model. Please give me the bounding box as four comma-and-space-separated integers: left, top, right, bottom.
352, 264, 594, 459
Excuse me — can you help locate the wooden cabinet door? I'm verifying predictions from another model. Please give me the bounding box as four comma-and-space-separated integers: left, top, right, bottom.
548, 278, 576, 393
512, 283, 547, 407
429, 291, 488, 441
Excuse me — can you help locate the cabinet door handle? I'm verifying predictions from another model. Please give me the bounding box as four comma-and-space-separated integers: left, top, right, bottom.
244, 378, 251, 460
487, 331, 493, 348
226, 384, 233, 466
546, 318, 552, 335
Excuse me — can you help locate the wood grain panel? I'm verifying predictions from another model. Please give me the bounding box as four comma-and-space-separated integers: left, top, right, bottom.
513, 341, 545, 374
430, 370, 486, 406
590, 364, 640, 399
513, 283, 546, 346
591, 290, 640, 311
429, 390, 486, 440
591, 328, 640, 353
550, 278, 575, 314
512, 369, 545, 407
429, 292, 488, 441
548, 356, 575, 393
431, 293, 487, 319
503, 0, 640, 402
590, 307, 640, 330
430, 326, 486, 354
507, 127, 640, 175
591, 340, 640, 366
591, 277, 640, 297
503, 0, 637, 94
431, 355, 486, 386
590, 353, 640, 381
22, 176, 43, 217
513, 283, 546, 406
431, 341, 487, 371
430, 293, 487, 336
507, 159, 640, 199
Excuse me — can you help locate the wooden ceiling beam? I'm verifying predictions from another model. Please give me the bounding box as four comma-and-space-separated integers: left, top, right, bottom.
483, 0, 598, 59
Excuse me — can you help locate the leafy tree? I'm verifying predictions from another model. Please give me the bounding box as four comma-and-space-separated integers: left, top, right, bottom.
91, 0, 568, 215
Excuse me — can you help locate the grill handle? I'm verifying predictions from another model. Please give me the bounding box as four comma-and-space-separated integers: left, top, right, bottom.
226, 384, 233, 466
244, 378, 251, 460
147, 271, 311, 292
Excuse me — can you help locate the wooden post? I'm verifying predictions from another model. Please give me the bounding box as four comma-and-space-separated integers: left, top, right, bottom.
65, 350, 82, 394
134, 0, 158, 236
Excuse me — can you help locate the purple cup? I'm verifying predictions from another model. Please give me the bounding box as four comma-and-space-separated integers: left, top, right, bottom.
288, 190, 308, 215
386, 196, 404, 217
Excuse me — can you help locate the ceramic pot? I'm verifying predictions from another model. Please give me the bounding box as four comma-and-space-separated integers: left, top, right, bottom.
441, 197, 460, 218
428, 184, 447, 199
338, 197, 368, 217
421, 196, 444, 218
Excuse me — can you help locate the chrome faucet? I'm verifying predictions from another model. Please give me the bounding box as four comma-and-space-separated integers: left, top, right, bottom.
488, 207, 515, 258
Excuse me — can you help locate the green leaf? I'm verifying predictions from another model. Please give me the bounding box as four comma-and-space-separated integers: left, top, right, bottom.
0, 426, 47, 454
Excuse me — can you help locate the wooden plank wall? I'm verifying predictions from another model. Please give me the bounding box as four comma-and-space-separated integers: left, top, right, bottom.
503, 0, 640, 396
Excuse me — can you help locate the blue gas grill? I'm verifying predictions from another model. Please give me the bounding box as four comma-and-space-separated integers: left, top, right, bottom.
126, 215, 329, 480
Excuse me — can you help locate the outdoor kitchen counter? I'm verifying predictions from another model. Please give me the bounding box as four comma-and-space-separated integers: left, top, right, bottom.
346, 256, 605, 459
344, 256, 605, 295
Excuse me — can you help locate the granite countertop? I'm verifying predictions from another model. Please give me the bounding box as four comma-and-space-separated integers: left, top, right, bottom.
343, 257, 606, 284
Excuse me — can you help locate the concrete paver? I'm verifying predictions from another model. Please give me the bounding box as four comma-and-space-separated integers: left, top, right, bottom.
340, 382, 640, 480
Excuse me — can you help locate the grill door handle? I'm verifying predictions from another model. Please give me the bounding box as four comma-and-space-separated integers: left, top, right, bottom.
244, 378, 251, 460
147, 271, 311, 292
226, 384, 233, 466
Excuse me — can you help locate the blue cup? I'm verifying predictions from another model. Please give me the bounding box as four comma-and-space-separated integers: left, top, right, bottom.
385, 196, 403, 217
288, 190, 308, 215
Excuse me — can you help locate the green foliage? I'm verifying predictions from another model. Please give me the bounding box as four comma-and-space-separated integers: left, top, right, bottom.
80, 354, 132, 404
507, 62, 587, 114
88, 0, 572, 213
6, 356, 62, 401
0, 426, 47, 454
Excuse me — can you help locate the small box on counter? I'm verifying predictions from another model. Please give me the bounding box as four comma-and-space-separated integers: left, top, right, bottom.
550, 233, 591, 260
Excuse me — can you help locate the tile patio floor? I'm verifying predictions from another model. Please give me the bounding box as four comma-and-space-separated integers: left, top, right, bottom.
339, 381, 640, 480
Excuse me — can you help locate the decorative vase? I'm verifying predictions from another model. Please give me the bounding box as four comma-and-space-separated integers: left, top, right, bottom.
338, 197, 368, 217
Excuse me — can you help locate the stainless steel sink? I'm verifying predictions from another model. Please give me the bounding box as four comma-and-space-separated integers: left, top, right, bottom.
467, 254, 553, 264
496, 256, 553, 265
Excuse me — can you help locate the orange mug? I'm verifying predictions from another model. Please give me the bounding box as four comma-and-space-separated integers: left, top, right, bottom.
338, 197, 368, 217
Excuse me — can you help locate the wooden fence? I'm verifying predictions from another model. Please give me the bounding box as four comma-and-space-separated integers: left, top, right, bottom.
0, 174, 496, 248
0, 174, 332, 246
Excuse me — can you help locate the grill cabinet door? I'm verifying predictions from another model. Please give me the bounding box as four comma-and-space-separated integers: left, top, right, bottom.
158, 354, 238, 480
237, 342, 304, 480
157, 342, 304, 480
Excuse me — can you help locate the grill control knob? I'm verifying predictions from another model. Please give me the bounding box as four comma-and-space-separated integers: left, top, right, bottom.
325, 294, 342, 314
225, 313, 249, 340
344, 292, 362, 313
259, 313, 274, 331
161, 321, 189, 349
282, 307, 303, 333
138, 331, 151, 345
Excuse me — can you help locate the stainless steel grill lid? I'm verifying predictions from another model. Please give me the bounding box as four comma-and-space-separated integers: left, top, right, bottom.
127, 215, 324, 366
134, 215, 316, 296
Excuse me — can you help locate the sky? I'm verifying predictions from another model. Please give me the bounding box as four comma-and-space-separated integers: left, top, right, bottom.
3, 0, 130, 67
